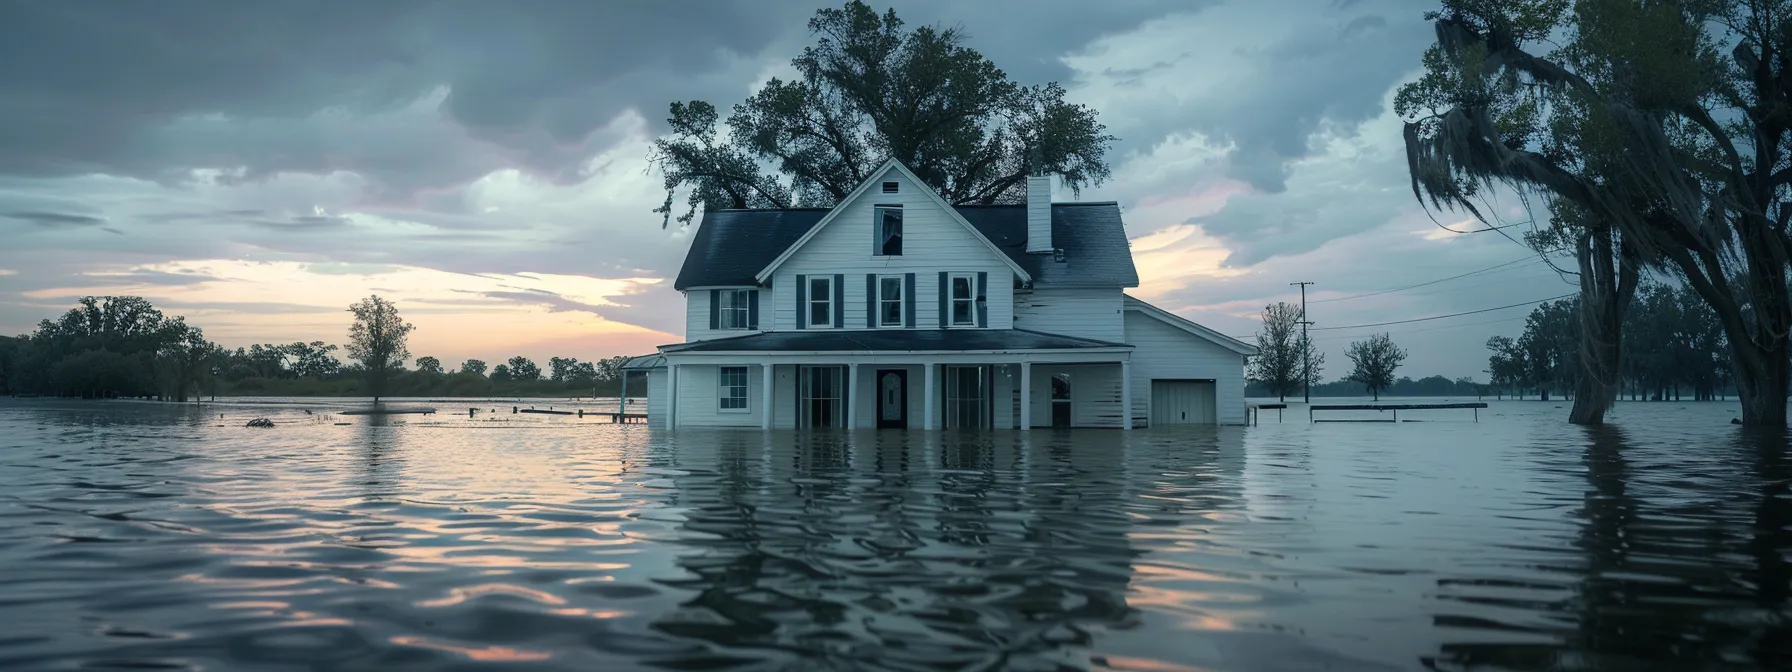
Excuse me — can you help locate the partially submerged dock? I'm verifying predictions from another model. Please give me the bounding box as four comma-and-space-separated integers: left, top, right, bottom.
1308, 402, 1486, 423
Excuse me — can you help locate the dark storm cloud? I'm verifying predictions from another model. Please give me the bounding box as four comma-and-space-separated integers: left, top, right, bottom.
0, 0, 811, 190
0, 0, 1192, 198
4, 211, 105, 227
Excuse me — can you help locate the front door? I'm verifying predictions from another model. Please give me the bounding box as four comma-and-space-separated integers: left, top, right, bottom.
876, 369, 907, 429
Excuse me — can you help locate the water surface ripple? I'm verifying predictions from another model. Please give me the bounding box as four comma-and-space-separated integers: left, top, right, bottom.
0, 399, 1787, 670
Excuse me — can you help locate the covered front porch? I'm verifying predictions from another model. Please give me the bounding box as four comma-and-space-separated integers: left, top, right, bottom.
654, 329, 1134, 430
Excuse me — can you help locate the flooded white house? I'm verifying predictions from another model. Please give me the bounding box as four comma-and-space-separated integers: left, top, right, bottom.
623, 159, 1255, 429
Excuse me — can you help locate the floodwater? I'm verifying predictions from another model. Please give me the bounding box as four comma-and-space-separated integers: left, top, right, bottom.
1, 397, 1786, 671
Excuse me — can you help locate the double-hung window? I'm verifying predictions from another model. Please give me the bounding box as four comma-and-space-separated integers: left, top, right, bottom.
718, 289, 751, 330
808, 276, 833, 327
949, 273, 976, 326
878, 275, 904, 327
874, 205, 903, 256
718, 366, 748, 411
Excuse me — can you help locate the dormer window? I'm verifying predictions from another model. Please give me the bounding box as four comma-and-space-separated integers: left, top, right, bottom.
881, 181, 899, 193
875, 205, 903, 256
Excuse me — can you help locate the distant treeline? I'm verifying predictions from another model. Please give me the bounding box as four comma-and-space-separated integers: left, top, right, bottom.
1487, 282, 1732, 402
0, 296, 635, 400
1248, 374, 1485, 399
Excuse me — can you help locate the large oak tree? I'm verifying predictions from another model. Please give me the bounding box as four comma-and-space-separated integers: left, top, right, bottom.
649, 1, 1114, 226
1401, 0, 1792, 425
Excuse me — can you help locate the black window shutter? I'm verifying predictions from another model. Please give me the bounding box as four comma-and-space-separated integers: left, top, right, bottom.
708, 289, 719, 330
747, 290, 759, 329
832, 274, 844, 328
796, 275, 807, 329
904, 273, 915, 328
937, 271, 948, 328
865, 273, 876, 328
976, 272, 988, 327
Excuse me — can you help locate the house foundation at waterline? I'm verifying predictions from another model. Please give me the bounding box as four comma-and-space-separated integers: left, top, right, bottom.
621, 159, 1256, 429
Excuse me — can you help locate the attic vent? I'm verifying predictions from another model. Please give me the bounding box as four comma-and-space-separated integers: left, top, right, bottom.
881, 181, 899, 194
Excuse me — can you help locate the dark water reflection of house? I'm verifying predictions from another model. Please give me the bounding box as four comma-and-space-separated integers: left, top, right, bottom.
646, 430, 1151, 669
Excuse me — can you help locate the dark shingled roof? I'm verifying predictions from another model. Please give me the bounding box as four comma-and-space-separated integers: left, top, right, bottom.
661, 328, 1129, 353
672, 203, 1139, 290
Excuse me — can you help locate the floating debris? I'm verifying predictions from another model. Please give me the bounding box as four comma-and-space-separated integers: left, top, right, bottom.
245, 418, 275, 428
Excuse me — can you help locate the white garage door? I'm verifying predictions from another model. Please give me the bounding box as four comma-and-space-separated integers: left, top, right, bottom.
1152, 380, 1216, 425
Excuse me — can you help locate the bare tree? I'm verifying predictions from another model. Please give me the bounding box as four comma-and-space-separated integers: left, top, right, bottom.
1346, 333, 1409, 401
1248, 302, 1323, 402
346, 295, 413, 405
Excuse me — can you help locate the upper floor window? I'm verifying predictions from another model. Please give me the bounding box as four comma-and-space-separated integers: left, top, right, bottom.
875, 205, 903, 256
878, 275, 904, 327
718, 289, 751, 330
808, 276, 833, 327
949, 273, 976, 326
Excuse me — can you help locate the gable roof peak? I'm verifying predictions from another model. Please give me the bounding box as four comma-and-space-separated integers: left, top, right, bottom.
751, 159, 1030, 283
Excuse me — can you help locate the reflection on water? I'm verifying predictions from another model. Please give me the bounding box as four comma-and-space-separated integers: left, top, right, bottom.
0, 398, 1787, 670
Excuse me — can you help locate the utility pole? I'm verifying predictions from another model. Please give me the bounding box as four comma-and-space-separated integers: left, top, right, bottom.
1291, 281, 1314, 404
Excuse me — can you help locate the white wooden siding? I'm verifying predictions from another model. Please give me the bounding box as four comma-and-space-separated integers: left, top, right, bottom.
768, 167, 1016, 332
684, 289, 764, 341
671, 364, 765, 428
1124, 311, 1248, 425
1027, 364, 1125, 428
1013, 288, 1125, 342
647, 368, 668, 429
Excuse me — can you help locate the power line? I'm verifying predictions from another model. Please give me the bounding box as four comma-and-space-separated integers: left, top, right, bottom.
1309, 293, 1576, 331
1310, 314, 1529, 342
1310, 256, 1542, 304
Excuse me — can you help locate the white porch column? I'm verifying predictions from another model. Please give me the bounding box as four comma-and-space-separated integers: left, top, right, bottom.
1018, 362, 1033, 430
1120, 360, 1133, 430
847, 363, 860, 429
760, 363, 773, 429
667, 363, 679, 429
618, 371, 628, 415
923, 363, 937, 430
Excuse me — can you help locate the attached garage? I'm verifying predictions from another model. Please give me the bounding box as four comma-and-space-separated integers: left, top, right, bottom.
1151, 380, 1217, 424
1123, 296, 1258, 426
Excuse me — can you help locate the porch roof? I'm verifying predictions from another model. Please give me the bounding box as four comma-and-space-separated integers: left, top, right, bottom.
660, 328, 1129, 354
618, 353, 666, 370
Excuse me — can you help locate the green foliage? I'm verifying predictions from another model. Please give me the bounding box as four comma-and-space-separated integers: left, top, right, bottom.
346, 295, 414, 403
1346, 334, 1409, 401
505, 356, 541, 381
1400, 0, 1792, 424
3, 296, 212, 400
1485, 284, 1729, 400
1621, 282, 1728, 399
2, 296, 631, 401
1246, 302, 1323, 401
414, 356, 443, 375
649, 0, 1113, 226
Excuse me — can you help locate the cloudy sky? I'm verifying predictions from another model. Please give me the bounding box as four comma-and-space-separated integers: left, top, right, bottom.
0, 0, 1578, 380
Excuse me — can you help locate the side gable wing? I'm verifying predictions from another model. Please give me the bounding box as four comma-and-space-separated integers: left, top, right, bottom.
754, 158, 1030, 283
1123, 295, 1258, 355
